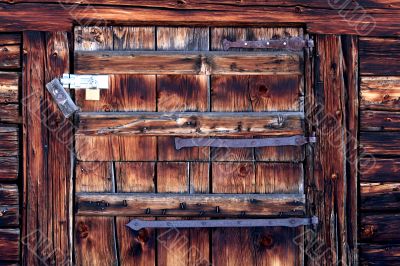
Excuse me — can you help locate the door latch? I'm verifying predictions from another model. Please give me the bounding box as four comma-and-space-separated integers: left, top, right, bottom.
223, 36, 314, 51
127, 216, 318, 230
175, 134, 317, 150
61, 74, 109, 101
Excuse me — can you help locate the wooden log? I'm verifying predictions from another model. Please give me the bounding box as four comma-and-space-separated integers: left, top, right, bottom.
0, 104, 19, 123
360, 158, 400, 182
0, 34, 21, 45
0, 127, 18, 157
0, 184, 18, 206
360, 37, 400, 76
360, 77, 400, 111
360, 132, 400, 156
359, 244, 400, 265
0, 44, 19, 69
75, 51, 302, 75
76, 193, 305, 217
0, 157, 18, 181
361, 110, 400, 131
360, 214, 400, 242
0, 72, 19, 103
77, 111, 304, 136
0, 205, 19, 227
360, 183, 400, 211
0, 229, 19, 261
0, 3, 397, 35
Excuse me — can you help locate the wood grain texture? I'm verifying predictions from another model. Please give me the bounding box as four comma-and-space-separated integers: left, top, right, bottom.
0, 44, 19, 69
74, 26, 113, 51
360, 37, 400, 76
361, 110, 400, 131
77, 111, 304, 136
360, 183, 400, 211
360, 158, 400, 183
0, 157, 18, 181
0, 229, 19, 261
0, 104, 19, 123
0, 34, 21, 45
0, 127, 18, 157
360, 132, 400, 156
75, 51, 302, 75
113, 26, 155, 50
361, 77, 400, 111
359, 244, 400, 265
0, 72, 19, 103
0, 184, 18, 206
157, 27, 209, 51
360, 214, 400, 243
0, 206, 19, 227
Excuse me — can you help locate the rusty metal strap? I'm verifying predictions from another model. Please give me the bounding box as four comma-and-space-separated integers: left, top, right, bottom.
175, 135, 316, 150
127, 217, 318, 231
223, 37, 314, 51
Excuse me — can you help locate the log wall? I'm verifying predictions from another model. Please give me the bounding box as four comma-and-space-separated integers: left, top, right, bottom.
359, 37, 400, 265
0, 33, 21, 264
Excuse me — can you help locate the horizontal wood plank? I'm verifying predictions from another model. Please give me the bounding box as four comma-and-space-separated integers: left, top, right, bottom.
76, 193, 305, 217
360, 132, 400, 156
0, 206, 19, 227
360, 214, 400, 243
0, 72, 19, 103
0, 127, 19, 157
0, 45, 20, 69
0, 104, 19, 123
360, 183, 400, 211
360, 77, 400, 111
0, 157, 18, 181
361, 110, 400, 131
0, 229, 19, 261
0, 184, 18, 206
0, 34, 21, 45
77, 111, 304, 136
359, 244, 400, 264
360, 158, 400, 182
360, 37, 400, 76
75, 51, 302, 75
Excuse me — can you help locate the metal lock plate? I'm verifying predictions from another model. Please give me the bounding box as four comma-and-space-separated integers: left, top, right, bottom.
60, 74, 109, 101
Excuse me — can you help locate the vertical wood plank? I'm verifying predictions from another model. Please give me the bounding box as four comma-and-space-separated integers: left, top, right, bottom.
74, 26, 113, 51
113, 26, 155, 50
157, 27, 209, 51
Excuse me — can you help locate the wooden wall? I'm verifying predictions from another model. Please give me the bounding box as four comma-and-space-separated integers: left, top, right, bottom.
0, 33, 21, 263
359, 37, 400, 265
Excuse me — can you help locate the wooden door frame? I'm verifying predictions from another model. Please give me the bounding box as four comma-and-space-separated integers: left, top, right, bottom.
21, 30, 358, 266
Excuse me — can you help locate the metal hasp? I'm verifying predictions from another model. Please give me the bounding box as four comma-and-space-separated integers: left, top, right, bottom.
175, 135, 317, 150
127, 217, 319, 231
60, 74, 109, 101
46, 78, 79, 118
223, 36, 314, 51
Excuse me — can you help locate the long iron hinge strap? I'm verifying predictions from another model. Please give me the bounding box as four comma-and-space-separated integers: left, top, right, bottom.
175, 135, 317, 150
127, 217, 318, 231
223, 37, 314, 51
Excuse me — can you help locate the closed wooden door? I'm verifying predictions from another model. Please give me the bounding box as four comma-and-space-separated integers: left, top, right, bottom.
73, 26, 308, 266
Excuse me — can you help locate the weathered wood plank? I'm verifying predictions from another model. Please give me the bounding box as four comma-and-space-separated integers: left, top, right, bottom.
0, 72, 19, 103
76, 193, 305, 217
0, 229, 19, 261
361, 110, 400, 131
361, 77, 400, 111
157, 27, 209, 51
0, 3, 395, 35
74, 26, 113, 51
0, 206, 19, 227
0, 44, 19, 69
0, 127, 18, 158
0, 184, 18, 206
0, 104, 19, 123
77, 111, 304, 136
360, 214, 400, 242
360, 37, 400, 76
360, 158, 400, 183
0, 34, 21, 45
360, 183, 400, 211
113, 26, 155, 50
75, 51, 302, 75
360, 132, 400, 156
75, 161, 118, 266
359, 244, 400, 265
0, 157, 18, 181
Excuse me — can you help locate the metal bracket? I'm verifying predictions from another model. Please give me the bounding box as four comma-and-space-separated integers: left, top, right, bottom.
175, 135, 317, 150
223, 36, 314, 51
61, 74, 109, 101
127, 216, 318, 231
46, 78, 79, 118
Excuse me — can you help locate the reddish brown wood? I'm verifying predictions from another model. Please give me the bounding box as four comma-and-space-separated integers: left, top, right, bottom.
360, 183, 400, 211
0, 104, 19, 123
0, 157, 18, 181
0, 44, 20, 69
0, 72, 19, 103
360, 77, 400, 111
359, 244, 400, 265
360, 214, 400, 243
361, 110, 400, 131
360, 158, 400, 183
0, 206, 19, 227
0, 184, 18, 206
360, 132, 400, 156
0, 229, 19, 261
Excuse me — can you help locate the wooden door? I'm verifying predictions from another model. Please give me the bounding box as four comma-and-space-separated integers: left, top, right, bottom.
72, 26, 308, 266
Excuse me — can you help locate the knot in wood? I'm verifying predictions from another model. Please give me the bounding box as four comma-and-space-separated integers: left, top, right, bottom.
259, 235, 274, 248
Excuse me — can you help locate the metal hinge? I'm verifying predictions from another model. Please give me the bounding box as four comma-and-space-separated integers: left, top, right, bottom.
61, 74, 109, 101
175, 134, 317, 150
127, 216, 319, 231
223, 36, 314, 52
